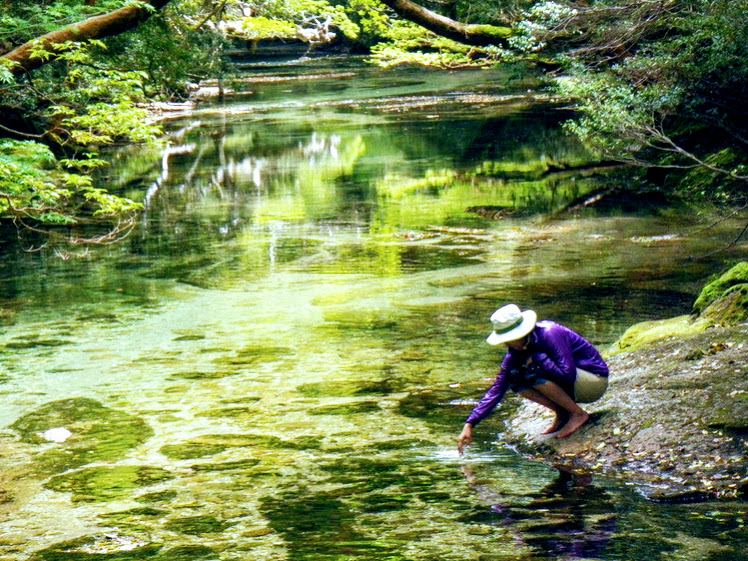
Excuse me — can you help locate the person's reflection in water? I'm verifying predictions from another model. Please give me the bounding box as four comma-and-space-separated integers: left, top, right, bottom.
461, 464, 617, 560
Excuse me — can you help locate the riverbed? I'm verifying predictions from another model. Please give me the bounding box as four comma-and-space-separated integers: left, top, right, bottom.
0, 56, 745, 560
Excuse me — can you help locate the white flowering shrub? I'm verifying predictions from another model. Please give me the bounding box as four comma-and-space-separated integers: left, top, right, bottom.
509, 1, 578, 52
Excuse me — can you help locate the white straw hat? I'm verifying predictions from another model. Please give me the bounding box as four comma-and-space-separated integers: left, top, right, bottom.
486, 304, 537, 345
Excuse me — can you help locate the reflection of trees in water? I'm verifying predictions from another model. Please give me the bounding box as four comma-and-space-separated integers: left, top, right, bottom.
461, 465, 617, 560
127, 124, 364, 267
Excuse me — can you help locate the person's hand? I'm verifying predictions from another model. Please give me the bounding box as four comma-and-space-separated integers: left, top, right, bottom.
457, 423, 473, 455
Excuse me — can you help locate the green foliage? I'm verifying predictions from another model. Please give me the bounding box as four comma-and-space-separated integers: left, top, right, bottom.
0, 1, 132, 44
347, 0, 390, 40
546, 0, 748, 202
509, 1, 577, 52
369, 20, 504, 69
103, 10, 224, 99
454, 0, 535, 24
242, 16, 297, 39
0, 139, 142, 229
248, 0, 361, 41
0, 33, 156, 244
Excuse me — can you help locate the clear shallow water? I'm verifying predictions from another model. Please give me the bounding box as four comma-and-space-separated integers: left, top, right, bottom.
0, 57, 746, 560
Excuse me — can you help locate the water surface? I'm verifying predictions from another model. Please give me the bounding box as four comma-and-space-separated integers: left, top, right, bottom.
0, 57, 745, 560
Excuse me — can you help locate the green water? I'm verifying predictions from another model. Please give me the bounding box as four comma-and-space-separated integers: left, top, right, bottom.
0, 57, 746, 560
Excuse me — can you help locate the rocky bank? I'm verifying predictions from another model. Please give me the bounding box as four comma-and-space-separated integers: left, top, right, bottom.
502, 263, 748, 502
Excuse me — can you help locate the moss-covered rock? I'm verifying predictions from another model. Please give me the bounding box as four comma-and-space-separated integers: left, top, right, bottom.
700, 283, 748, 325
45, 465, 174, 503
692, 261, 748, 315
607, 262, 748, 356
29, 533, 161, 560
10, 398, 153, 475
605, 314, 708, 355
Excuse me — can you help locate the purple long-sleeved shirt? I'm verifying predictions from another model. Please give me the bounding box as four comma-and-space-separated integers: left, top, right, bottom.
465, 320, 609, 427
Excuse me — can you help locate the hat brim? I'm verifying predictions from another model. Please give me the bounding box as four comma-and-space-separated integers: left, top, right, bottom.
486, 310, 537, 345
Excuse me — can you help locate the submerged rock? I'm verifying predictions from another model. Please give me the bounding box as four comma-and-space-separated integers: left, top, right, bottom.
29, 533, 161, 560
10, 397, 154, 475
502, 264, 748, 500
45, 465, 174, 503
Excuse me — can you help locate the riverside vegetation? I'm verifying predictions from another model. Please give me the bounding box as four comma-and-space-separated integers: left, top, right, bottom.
1, 1, 747, 249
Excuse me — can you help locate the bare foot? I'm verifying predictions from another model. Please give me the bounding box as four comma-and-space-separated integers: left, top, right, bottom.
556, 411, 590, 439
541, 412, 568, 435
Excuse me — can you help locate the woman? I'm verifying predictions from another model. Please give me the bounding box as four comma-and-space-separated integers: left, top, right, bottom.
458, 304, 609, 453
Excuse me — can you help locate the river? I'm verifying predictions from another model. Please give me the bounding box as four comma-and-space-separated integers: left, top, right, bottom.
0, 55, 745, 560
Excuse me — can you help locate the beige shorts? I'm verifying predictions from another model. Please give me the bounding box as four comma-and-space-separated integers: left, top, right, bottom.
574, 368, 608, 403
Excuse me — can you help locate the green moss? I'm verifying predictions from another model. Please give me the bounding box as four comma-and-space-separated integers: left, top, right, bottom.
469, 24, 513, 39
188, 458, 262, 472
699, 284, 748, 326
137, 490, 178, 503
692, 262, 748, 314
609, 263, 748, 354
605, 315, 709, 355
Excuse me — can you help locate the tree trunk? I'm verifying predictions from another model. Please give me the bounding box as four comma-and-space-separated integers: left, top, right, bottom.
3, 0, 174, 77
377, 0, 512, 47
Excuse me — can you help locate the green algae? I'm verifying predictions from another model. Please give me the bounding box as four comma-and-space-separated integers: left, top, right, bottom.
164, 515, 234, 535
260, 490, 364, 547
44, 465, 174, 503
363, 438, 435, 451
102, 507, 168, 518
161, 433, 322, 452
3, 338, 73, 349
169, 370, 238, 380
212, 345, 294, 368
172, 334, 206, 341
396, 389, 462, 425
297, 378, 406, 398
188, 458, 261, 471
152, 545, 216, 561
159, 442, 228, 460
219, 396, 262, 404
10, 398, 153, 475
195, 406, 257, 418
30, 535, 161, 560
99, 507, 169, 531
137, 490, 178, 503
308, 401, 381, 415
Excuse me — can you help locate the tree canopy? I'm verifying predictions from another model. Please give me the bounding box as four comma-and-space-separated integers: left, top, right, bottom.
1, 0, 746, 250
